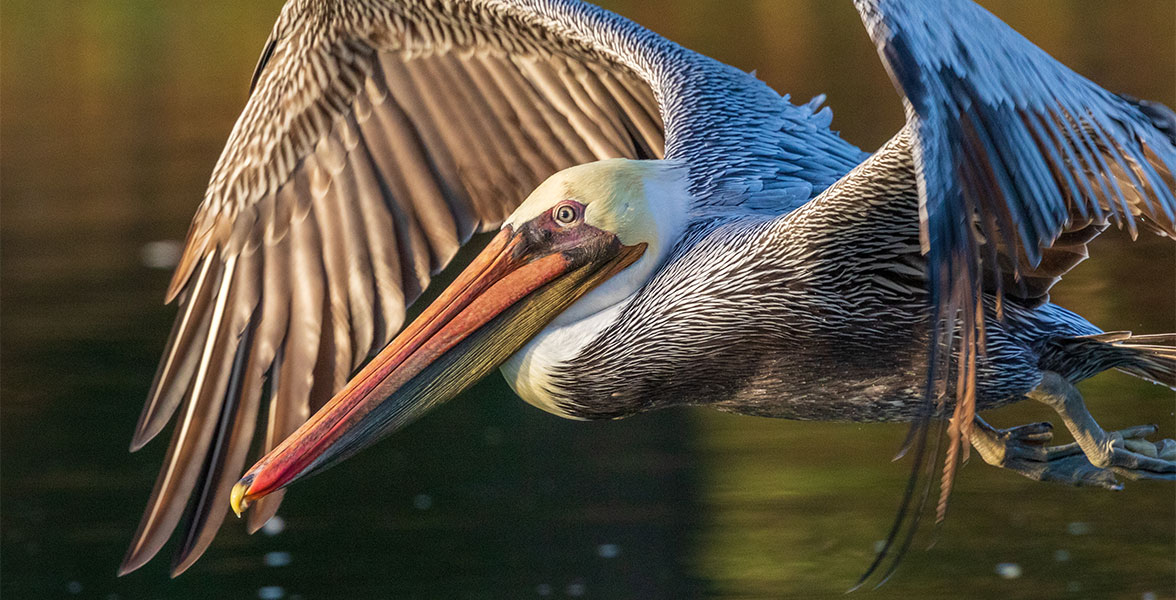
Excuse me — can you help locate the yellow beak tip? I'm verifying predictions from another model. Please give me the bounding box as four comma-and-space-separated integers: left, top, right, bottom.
230, 479, 251, 517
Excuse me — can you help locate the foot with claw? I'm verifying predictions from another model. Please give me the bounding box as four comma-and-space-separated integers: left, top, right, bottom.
973, 370, 1176, 487
972, 417, 1120, 489
1028, 371, 1176, 483
973, 418, 1176, 488
1107, 425, 1176, 480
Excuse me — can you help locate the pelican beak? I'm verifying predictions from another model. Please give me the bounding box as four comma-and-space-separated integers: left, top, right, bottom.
230, 224, 645, 515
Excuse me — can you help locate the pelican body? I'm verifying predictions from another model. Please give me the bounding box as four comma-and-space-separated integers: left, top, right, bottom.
122, 0, 1176, 580
506, 139, 1109, 424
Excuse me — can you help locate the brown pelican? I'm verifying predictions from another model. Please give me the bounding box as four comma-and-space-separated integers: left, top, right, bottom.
120, 0, 1176, 580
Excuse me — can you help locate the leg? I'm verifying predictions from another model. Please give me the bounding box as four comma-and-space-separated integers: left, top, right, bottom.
1028, 371, 1176, 481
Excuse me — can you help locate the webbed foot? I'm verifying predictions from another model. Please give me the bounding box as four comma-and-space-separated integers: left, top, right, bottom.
1027, 371, 1176, 484
974, 371, 1176, 487
971, 418, 1120, 489
1102, 425, 1176, 481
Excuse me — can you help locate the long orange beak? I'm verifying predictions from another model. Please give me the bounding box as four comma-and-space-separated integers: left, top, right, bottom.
230, 225, 645, 515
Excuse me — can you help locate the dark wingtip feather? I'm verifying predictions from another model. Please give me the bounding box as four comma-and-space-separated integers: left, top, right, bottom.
135, 252, 225, 454
1119, 94, 1176, 145
128, 433, 152, 454
165, 233, 209, 305
250, 36, 279, 96
850, 417, 932, 591
129, 400, 175, 453
116, 553, 145, 577
170, 320, 260, 577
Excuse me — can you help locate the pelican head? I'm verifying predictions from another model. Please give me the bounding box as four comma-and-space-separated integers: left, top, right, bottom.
230, 159, 690, 514
507, 158, 690, 323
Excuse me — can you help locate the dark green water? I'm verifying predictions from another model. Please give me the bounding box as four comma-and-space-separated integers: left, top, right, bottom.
2, 1, 1173, 599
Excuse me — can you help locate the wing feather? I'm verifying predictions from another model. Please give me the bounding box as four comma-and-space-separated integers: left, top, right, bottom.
380, 56, 479, 247
131, 253, 220, 450
513, 57, 600, 162
121, 252, 249, 574
479, 54, 581, 167
171, 254, 266, 575
245, 204, 327, 533
307, 153, 358, 389
597, 71, 663, 156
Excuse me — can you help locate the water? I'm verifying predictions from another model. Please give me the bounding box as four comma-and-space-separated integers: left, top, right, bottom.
2, 1, 1173, 598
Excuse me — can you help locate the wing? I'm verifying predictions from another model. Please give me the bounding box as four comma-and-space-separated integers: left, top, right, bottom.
122, 0, 865, 576
851, 0, 1176, 585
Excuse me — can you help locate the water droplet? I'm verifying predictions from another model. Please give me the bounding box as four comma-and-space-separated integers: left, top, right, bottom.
994, 562, 1022, 579
597, 544, 620, 559
1142, 592, 1158, 600
258, 585, 285, 600
872, 539, 886, 554
413, 494, 433, 510
261, 516, 286, 536
66, 581, 83, 595
140, 240, 182, 269
1053, 549, 1070, 562
565, 582, 586, 597
1066, 522, 1092, 536
264, 551, 292, 567
535, 583, 553, 596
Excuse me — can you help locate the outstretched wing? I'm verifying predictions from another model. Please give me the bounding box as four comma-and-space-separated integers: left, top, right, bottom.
123, 0, 864, 576
852, 0, 1176, 585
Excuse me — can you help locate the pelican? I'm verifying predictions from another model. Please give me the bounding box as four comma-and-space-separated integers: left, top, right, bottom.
120, 0, 1176, 580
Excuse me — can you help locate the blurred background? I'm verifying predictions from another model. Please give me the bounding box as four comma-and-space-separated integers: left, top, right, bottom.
2, 1, 1173, 598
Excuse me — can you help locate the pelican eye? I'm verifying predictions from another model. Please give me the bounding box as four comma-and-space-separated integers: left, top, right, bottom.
552, 201, 581, 226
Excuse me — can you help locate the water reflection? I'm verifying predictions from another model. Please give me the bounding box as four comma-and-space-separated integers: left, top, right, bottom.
2, 1, 1173, 599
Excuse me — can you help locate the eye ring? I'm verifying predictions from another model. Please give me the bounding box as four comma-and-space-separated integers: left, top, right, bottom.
552, 201, 581, 226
